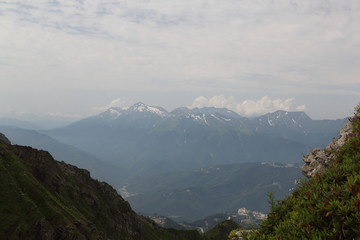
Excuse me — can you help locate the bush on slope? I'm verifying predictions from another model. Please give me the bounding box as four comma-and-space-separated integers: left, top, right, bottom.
239, 106, 360, 240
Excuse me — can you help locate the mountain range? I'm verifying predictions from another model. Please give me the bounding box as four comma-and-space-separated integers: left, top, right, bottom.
0, 102, 346, 222
44, 102, 345, 182
1, 103, 358, 239
0, 125, 124, 187
124, 162, 302, 221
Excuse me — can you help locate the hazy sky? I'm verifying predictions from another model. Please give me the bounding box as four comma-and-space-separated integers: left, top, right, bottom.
1, 0, 359, 120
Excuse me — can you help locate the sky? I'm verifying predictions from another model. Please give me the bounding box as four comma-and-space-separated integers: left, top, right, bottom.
0, 0, 359, 120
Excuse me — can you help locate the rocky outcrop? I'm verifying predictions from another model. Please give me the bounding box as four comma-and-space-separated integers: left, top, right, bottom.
302, 118, 353, 178
0, 132, 10, 144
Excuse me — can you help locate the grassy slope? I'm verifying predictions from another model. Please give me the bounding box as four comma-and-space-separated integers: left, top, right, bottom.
0, 142, 135, 239
240, 108, 360, 240
0, 140, 206, 240
203, 220, 240, 240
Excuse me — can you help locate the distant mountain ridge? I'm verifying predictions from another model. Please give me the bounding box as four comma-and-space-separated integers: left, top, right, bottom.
124, 162, 302, 221
1, 103, 349, 229
100, 102, 242, 119
44, 102, 346, 184
0, 125, 123, 186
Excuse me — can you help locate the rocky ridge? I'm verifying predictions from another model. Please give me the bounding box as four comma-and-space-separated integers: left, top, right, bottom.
302, 116, 354, 178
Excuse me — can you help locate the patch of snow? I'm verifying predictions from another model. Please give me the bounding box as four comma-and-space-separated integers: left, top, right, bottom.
210, 114, 232, 122
222, 117, 232, 121
190, 114, 209, 125
131, 103, 167, 117
107, 108, 122, 119
210, 114, 220, 121
136, 105, 146, 112
147, 106, 167, 116
203, 114, 209, 125
268, 118, 275, 126
191, 114, 202, 121
292, 118, 303, 128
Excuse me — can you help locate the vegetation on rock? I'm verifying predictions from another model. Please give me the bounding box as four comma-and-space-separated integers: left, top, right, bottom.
234, 106, 360, 239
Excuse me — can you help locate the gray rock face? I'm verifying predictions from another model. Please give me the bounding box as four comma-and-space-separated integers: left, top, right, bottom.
302, 120, 352, 178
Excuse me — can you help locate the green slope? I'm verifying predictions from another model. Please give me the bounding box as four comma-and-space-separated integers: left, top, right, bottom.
203, 220, 240, 240
239, 107, 360, 239
0, 125, 124, 186
127, 162, 302, 221
0, 137, 206, 240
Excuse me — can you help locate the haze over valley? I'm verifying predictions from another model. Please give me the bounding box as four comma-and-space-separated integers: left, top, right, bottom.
1, 0, 359, 238
0, 102, 347, 221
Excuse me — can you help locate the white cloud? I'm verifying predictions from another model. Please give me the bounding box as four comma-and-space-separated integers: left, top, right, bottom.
94, 98, 129, 112
0, 0, 358, 119
48, 112, 81, 118
190, 95, 306, 117
296, 105, 307, 112
1, 0, 360, 92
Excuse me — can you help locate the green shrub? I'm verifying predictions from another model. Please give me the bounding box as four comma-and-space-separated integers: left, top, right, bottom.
241, 106, 360, 240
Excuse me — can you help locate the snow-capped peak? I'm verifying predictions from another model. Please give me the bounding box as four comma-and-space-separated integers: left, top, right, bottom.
255, 110, 311, 128
128, 102, 168, 117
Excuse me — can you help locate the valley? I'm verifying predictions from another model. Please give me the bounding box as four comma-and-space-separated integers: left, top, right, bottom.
0, 103, 346, 223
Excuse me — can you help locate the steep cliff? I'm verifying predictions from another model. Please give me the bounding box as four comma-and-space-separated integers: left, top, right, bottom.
302, 118, 354, 178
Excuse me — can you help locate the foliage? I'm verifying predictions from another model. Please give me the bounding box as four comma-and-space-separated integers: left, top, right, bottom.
240, 106, 360, 239
203, 220, 240, 240
0, 140, 206, 240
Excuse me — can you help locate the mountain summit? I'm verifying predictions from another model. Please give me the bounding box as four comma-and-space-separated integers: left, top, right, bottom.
128, 102, 169, 117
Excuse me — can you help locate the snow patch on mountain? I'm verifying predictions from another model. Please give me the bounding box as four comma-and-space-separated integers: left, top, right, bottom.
129, 102, 168, 117
267, 118, 275, 126
99, 107, 124, 119
109, 108, 122, 118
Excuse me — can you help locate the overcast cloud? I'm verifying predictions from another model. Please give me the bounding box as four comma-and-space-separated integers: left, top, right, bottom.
0, 0, 359, 119
190, 95, 306, 117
